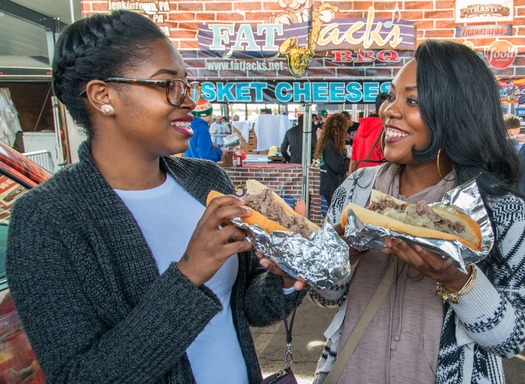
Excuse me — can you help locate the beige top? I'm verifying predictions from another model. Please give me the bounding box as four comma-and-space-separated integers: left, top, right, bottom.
338, 163, 457, 384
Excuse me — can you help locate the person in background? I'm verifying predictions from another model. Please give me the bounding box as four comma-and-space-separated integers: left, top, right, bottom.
281, 114, 304, 164
209, 115, 231, 148
342, 111, 360, 143
504, 113, 523, 151
6, 10, 305, 384
348, 92, 389, 173
341, 111, 359, 156
311, 113, 320, 150
184, 98, 226, 162
316, 110, 329, 142
281, 114, 316, 164
312, 113, 320, 128
311, 40, 525, 384
313, 113, 350, 207
319, 109, 329, 128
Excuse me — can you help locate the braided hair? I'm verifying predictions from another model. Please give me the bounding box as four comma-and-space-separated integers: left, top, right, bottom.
52, 10, 167, 136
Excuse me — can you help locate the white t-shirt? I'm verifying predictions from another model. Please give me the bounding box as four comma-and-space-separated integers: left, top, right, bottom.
115, 175, 248, 383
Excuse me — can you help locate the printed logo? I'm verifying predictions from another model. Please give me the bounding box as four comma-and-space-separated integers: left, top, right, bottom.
485, 40, 517, 69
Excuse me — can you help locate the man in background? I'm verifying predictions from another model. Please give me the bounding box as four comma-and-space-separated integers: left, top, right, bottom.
348, 92, 389, 173
342, 111, 360, 134
209, 115, 231, 148
319, 109, 329, 127
281, 114, 316, 164
316, 109, 329, 141
342, 111, 360, 154
504, 113, 523, 151
185, 99, 225, 162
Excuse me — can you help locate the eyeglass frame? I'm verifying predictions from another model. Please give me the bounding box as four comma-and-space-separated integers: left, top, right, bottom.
80, 77, 201, 106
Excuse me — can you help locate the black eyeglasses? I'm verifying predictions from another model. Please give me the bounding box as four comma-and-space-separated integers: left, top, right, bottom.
80, 78, 201, 106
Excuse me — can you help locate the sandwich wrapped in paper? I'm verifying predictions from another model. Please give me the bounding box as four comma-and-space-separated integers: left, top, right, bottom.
207, 180, 351, 288
341, 178, 493, 273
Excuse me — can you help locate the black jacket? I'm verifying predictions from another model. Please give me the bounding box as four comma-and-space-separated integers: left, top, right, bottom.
320, 139, 350, 200
281, 123, 316, 163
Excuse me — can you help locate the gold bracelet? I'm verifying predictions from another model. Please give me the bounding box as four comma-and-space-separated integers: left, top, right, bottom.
435, 265, 477, 304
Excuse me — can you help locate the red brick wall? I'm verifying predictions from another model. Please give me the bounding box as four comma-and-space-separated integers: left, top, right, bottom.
82, 0, 525, 79
223, 164, 325, 226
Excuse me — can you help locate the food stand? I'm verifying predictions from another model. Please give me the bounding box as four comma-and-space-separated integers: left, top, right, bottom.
220, 161, 325, 227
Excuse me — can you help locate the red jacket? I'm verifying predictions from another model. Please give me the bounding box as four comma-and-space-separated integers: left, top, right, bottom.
351, 116, 384, 168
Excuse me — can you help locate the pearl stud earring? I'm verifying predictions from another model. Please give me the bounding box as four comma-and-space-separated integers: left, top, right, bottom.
101, 104, 115, 116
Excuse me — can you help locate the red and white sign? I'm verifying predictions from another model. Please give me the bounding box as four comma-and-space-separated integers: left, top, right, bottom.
486, 40, 517, 69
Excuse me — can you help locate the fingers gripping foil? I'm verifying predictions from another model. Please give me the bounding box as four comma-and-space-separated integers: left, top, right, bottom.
343, 178, 493, 274
231, 218, 351, 289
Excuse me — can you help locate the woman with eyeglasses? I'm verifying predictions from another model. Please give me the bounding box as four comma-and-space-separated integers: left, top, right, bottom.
6, 10, 305, 384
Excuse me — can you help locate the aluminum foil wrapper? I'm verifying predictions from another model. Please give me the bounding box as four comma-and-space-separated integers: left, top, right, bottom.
230, 217, 351, 289
223, 133, 241, 148
343, 178, 493, 274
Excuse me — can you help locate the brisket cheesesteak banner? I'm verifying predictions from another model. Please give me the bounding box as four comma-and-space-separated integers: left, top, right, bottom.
201, 80, 391, 104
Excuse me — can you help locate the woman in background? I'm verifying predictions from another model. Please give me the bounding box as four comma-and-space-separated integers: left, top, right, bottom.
314, 113, 350, 207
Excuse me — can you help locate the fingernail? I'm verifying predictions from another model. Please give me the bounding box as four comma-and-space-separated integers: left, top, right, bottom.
260, 259, 269, 268
415, 245, 422, 252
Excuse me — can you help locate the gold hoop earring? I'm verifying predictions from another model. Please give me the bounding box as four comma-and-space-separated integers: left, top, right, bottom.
437, 149, 455, 181
101, 104, 115, 116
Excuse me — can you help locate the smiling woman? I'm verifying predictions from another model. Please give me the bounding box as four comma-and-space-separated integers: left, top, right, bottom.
310, 40, 525, 384
5, 10, 305, 384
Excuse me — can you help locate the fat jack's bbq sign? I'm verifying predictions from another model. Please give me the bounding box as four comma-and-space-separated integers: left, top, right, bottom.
197, 5, 414, 78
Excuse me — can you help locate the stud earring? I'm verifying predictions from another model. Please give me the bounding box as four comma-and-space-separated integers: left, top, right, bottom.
101, 104, 115, 116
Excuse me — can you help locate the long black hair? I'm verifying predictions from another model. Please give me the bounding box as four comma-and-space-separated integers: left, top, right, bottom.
411, 39, 522, 198
52, 10, 168, 136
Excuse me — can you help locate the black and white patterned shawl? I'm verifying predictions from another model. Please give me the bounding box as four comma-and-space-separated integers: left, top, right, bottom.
312, 165, 525, 384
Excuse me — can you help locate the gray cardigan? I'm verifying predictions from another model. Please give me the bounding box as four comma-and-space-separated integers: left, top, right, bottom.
6, 142, 301, 383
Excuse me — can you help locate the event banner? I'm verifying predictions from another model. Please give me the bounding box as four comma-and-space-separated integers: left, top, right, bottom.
499, 78, 525, 104
201, 79, 391, 104
197, 5, 415, 78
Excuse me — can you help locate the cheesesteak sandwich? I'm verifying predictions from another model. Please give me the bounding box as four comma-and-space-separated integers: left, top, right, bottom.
206, 179, 320, 238
341, 190, 482, 251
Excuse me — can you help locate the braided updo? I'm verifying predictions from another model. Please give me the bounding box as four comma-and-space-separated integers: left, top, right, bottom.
52, 10, 167, 134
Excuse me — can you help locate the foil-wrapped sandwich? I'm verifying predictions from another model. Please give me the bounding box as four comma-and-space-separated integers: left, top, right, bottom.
206, 180, 351, 288
341, 179, 493, 273
222, 133, 241, 148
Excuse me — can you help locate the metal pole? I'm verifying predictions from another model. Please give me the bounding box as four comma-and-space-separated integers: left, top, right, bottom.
301, 104, 312, 217
51, 96, 66, 168
70, 0, 76, 23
